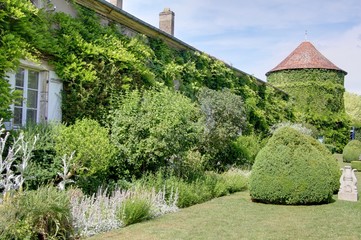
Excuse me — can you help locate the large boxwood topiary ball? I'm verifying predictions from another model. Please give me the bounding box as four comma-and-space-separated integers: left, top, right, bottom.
249, 127, 340, 205
342, 140, 361, 163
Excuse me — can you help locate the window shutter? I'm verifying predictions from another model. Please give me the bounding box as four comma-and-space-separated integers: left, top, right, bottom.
47, 71, 62, 122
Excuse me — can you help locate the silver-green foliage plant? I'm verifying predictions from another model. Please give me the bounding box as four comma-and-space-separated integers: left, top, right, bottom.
57, 152, 75, 191
249, 127, 340, 205
0, 120, 37, 198
70, 187, 178, 237
270, 121, 314, 136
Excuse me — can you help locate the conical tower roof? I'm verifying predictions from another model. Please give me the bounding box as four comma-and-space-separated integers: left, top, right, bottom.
266, 41, 347, 76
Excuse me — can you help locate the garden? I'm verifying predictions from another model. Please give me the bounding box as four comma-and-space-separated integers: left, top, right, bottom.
1, 1, 360, 239
1, 117, 361, 239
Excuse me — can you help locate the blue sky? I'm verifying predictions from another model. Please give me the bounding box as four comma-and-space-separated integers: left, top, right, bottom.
123, 0, 361, 94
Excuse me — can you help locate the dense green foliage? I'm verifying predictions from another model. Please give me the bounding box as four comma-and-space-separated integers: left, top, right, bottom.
0, 186, 72, 239
138, 170, 248, 208
344, 92, 361, 127
55, 119, 116, 192
351, 161, 361, 171
117, 196, 152, 226
0, 0, 42, 120
111, 88, 202, 178
197, 87, 247, 168
267, 69, 349, 151
249, 127, 339, 205
22, 123, 60, 189
55, 119, 115, 176
231, 134, 262, 166
342, 140, 361, 163
0, 0, 37, 120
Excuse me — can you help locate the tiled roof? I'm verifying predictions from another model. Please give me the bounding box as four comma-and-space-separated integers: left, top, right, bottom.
266, 41, 347, 75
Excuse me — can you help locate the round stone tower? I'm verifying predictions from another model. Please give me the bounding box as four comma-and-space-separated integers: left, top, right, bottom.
266, 41, 347, 116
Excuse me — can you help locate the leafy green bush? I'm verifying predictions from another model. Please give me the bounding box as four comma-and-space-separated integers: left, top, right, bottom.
0, 186, 72, 239
325, 144, 337, 154
351, 161, 361, 171
221, 168, 249, 193
342, 140, 361, 163
55, 119, 116, 192
22, 122, 61, 189
111, 88, 202, 177
249, 127, 340, 205
197, 87, 247, 169
231, 134, 261, 166
117, 196, 152, 226
173, 149, 206, 180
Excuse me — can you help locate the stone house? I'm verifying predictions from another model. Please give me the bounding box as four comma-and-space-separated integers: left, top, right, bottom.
4, 0, 280, 129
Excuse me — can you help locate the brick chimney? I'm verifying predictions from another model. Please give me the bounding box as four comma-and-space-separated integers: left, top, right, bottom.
159, 8, 175, 36
107, 0, 123, 9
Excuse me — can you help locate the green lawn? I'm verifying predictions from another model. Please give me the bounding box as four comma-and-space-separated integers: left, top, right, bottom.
89, 154, 361, 240
88, 191, 361, 240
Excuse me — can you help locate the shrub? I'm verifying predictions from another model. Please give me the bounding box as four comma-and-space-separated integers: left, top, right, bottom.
55, 119, 116, 192
342, 140, 361, 163
249, 127, 340, 205
22, 122, 60, 189
231, 134, 261, 166
111, 88, 202, 177
197, 87, 247, 169
325, 144, 337, 154
117, 195, 152, 226
173, 149, 206, 180
221, 168, 249, 193
0, 186, 72, 239
351, 161, 361, 171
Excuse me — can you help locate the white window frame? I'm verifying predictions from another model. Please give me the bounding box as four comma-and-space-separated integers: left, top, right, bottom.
13, 68, 41, 127
4, 60, 62, 130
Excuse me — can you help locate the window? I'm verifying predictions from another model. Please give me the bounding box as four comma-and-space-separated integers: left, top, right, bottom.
13, 68, 40, 127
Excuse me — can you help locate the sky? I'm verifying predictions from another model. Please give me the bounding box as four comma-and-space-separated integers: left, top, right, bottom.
122, 0, 361, 94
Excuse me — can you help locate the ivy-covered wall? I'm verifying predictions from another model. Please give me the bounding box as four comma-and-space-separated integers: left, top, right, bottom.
267, 68, 349, 151
0, 0, 293, 135
267, 69, 345, 114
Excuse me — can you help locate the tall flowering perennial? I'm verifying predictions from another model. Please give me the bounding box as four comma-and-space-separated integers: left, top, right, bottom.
0, 120, 37, 201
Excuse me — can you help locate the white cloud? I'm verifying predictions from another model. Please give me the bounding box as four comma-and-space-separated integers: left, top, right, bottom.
319, 24, 361, 94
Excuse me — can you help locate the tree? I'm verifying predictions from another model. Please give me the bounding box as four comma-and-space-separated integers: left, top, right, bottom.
344, 92, 361, 127
197, 87, 247, 169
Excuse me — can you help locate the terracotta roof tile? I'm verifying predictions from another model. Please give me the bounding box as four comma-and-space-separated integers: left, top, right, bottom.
266, 41, 347, 75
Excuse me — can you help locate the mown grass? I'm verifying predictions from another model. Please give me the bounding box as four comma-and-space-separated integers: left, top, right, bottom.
88, 191, 361, 240
89, 154, 361, 240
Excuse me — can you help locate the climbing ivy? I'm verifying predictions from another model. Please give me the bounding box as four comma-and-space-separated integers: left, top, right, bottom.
268, 69, 349, 151
0, 0, 40, 120
0, 0, 293, 134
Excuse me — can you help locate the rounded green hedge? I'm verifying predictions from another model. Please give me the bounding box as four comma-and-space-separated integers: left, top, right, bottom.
342, 140, 361, 163
249, 127, 339, 205
351, 161, 361, 171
